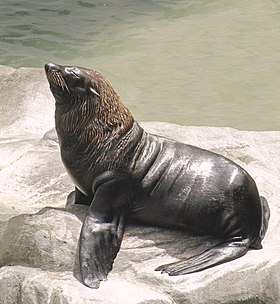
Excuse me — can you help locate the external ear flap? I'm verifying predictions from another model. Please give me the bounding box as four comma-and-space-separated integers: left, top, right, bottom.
90, 87, 100, 97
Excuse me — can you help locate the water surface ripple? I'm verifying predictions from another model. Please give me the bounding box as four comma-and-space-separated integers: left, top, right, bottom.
1, 0, 280, 130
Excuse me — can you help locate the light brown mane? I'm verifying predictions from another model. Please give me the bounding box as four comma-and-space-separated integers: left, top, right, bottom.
54, 68, 135, 172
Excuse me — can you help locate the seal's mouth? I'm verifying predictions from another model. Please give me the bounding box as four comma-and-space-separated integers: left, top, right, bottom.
45, 63, 70, 95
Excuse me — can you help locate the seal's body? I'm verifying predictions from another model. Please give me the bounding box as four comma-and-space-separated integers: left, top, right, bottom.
45, 63, 270, 289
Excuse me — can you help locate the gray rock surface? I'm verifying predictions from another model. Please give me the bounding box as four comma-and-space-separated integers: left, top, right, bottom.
0, 66, 279, 304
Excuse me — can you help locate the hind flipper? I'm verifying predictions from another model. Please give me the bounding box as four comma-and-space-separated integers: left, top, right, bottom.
155, 236, 250, 276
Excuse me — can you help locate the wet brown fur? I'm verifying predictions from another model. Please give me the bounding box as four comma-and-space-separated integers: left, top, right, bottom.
48, 67, 135, 177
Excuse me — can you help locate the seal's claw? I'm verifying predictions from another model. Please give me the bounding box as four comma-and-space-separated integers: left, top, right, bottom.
154, 264, 167, 272
155, 262, 180, 275
83, 275, 101, 289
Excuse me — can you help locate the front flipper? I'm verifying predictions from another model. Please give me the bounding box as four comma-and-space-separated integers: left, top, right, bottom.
80, 213, 124, 288
79, 175, 129, 288
155, 236, 250, 276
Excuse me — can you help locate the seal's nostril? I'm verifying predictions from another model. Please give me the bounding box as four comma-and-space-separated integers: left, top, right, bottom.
45, 63, 59, 73
44, 63, 50, 73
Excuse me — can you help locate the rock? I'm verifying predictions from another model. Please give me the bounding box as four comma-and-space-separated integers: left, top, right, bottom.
0, 266, 173, 304
0, 65, 54, 136
0, 66, 279, 303
0, 207, 85, 272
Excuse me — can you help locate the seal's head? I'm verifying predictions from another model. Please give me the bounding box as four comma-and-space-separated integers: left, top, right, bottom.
45, 63, 100, 104
45, 63, 134, 135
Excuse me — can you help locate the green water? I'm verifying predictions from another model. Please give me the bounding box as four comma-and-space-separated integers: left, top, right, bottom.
1, 0, 280, 130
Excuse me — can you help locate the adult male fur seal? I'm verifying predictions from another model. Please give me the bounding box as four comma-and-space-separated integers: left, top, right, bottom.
45, 63, 270, 289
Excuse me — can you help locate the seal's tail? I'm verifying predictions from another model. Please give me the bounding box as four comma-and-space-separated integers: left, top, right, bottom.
251, 196, 270, 249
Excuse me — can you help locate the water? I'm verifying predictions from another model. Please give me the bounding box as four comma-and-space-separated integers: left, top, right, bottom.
1, 0, 280, 130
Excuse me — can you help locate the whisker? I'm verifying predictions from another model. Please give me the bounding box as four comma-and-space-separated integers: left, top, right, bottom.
52, 73, 60, 87
57, 73, 70, 93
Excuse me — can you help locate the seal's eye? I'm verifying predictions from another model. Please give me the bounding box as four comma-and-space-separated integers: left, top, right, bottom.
71, 68, 81, 78
64, 67, 81, 79
64, 67, 86, 91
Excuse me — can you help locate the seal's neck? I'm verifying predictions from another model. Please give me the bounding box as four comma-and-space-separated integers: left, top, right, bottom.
55, 93, 136, 172
55, 100, 134, 142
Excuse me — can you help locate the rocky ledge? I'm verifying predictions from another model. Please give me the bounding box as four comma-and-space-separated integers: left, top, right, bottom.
0, 66, 279, 304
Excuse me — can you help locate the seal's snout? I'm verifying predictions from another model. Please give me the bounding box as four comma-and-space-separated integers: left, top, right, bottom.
45, 63, 70, 96
45, 63, 60, 74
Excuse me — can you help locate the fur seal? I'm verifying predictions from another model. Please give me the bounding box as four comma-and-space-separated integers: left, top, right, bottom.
45, 63, 270, 289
